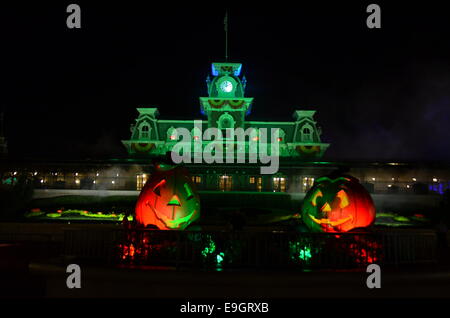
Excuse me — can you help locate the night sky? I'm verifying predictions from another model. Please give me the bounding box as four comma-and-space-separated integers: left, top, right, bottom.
2, 2, 450, 161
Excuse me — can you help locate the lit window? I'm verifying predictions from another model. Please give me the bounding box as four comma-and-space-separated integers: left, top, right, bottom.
219, 175, 232, 191
273, 176, 286, 192
301, 177, 314, 192
136, 174, 148, 190
249, 177, 255, 184
192, 176, 202, 184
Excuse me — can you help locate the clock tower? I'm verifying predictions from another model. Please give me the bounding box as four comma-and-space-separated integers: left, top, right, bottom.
200, 62, 253, 132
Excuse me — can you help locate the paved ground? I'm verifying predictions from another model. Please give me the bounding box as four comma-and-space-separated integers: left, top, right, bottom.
0, 259, 447, 299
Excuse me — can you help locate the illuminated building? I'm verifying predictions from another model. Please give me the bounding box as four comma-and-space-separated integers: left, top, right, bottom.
121, 62, 330, 160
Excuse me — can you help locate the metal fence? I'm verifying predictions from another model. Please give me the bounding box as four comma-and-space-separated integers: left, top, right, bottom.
62, 229, 438, 270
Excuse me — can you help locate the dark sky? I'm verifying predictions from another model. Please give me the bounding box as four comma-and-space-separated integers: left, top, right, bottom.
1, 2, 450, 161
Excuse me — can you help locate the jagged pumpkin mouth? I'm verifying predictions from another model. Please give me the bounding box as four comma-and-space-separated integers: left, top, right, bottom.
155, 208, 197, 229
308, 214, 353, 227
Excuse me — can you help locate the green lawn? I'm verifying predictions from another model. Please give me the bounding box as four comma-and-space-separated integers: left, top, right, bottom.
26, 192, 432, 228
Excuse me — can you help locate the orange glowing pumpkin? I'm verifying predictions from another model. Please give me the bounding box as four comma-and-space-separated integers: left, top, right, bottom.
301, 174, 376, 232
135, 164, 200, 230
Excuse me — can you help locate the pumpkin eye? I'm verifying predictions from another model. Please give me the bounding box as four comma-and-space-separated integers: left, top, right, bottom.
153, 179, 166, 196
336, 189, 349, 208
311, 190, 323, 207
184, 183, 194, 200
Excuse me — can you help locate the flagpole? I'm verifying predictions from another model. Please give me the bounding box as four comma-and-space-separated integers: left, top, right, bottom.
225, 11, 228, 60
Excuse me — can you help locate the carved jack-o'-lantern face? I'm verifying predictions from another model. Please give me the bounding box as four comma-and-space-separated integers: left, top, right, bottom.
301, 175, 376, 232
135, 164, 200, 230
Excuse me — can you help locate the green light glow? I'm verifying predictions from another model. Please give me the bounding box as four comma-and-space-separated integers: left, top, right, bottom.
289, 241, 313, 262
201, 236, 216, 257
299, 247, 311, 261
216, 252, 224, 265
393, 216, 410, 222
25, 209, 133, 221
201, 237, 226, 268
46, 213, 61, 218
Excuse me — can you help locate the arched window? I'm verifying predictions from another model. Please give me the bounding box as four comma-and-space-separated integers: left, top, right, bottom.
167, 127, 178, 141
251, 128, 259, 142
139, 124, 150, 139
191, 127, 202, 141
274, 129, 285, 142
217, 113, 235, 129
217, 113, 235, 139
301, 124, 313, 142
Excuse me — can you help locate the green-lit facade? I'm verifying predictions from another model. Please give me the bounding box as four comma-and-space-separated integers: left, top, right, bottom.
122, 62, 329, 160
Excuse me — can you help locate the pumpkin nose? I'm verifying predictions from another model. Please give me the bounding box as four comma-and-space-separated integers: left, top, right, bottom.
320, 202, 332, 213
167, 195, 181, 206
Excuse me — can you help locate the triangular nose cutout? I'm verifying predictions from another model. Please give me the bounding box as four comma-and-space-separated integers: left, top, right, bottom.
167, 195, 181, 206
321, 202, 332, 213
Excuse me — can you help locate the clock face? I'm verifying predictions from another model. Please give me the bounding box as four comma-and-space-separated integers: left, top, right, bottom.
220, 80, 233, 93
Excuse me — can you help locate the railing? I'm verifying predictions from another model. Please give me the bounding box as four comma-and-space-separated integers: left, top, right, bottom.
381, 231, 437, 265
0, 232, 62, 259
62, 229, 438, 270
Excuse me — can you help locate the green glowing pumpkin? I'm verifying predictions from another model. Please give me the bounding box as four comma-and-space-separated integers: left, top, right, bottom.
301, 174, 376, 232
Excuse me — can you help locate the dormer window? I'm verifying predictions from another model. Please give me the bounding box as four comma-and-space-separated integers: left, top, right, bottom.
274, 129, 285, 143
191, 127, 202, 141
139, 124, 150, 139
167, 127, 178, 141
301, 125, 313, 142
